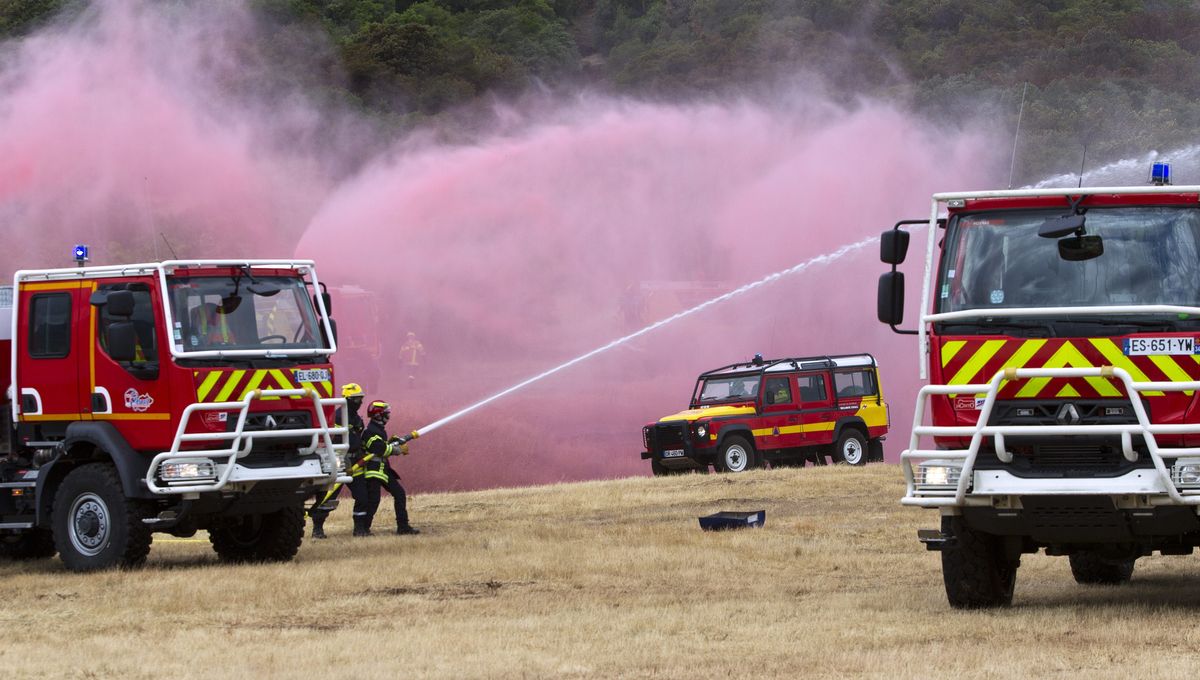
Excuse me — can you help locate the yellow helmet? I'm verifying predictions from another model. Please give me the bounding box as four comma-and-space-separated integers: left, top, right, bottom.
341, 383, 364, 398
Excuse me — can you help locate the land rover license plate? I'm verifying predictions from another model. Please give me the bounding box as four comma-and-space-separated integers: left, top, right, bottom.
662, 449, 685, 458
1123, 337, 1196, 356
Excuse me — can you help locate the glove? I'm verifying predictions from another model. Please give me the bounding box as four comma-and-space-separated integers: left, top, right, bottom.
400, 443, 410, 456
388, 437, 410, 456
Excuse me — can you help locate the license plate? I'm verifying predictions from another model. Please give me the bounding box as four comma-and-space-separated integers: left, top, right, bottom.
662, 449, 685, 458
293, 369, 332, 383
1123, 337, 1196, 356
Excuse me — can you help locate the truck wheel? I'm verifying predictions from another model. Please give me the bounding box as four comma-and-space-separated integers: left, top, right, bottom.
651, 459, 681, 476
1069, 552, 1135, 585
832, 430, 868, 466
0, 527, 57, 560
209, 502, 305, 563
716, 436, 756, 473
940, 516, 1018, 609
52, 463, 153, 572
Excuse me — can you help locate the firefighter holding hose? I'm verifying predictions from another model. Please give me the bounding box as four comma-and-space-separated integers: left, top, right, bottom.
353, 400, 420, 536
308, 382, 365, 538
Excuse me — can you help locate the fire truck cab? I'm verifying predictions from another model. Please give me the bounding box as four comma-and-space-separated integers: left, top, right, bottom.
0, 258, 348, 571
641, 354, 888, 475
880, 165, 1200, 607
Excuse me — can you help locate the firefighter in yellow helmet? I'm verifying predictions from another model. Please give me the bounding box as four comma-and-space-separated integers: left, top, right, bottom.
307, 382, 365, 538
354, 400, 419, 536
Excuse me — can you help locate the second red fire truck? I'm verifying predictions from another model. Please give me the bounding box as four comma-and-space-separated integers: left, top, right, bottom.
880, 163, 1200, 607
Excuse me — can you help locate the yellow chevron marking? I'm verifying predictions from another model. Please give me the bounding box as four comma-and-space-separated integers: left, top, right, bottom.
941, 340, 966, 367
239, 370, 268, 399
1056, 384, 1081, 398
268, 369, 299, 400
214, 370, 246, 403
196, 371, 223, 402
1149, 355, 1195, 396
1015, 342, 1118, 398
948, 339, 1007, 390
319, 381, 333, 397
1090, 339, 1163, 396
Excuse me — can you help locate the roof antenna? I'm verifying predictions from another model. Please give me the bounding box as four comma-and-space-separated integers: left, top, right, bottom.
1077, 142, 1088, 188
1007, 81, 1029, 189
159, 232, 179, 259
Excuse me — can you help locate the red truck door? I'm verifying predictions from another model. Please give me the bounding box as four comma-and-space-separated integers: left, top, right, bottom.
761, 374, 802, 449
16, 283, 86, 422
797, 371, 835, 444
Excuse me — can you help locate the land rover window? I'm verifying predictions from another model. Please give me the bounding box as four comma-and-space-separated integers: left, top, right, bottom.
834, 370, 876, 398
29, 293, 71, 358
696, 375, 760, 403
797, 374, 827, 403
764, 377, 792, 405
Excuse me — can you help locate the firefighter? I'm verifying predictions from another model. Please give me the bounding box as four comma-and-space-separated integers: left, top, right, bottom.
398, 331, 425, 388
308, 383, 365, 538
358, 400, 420, 536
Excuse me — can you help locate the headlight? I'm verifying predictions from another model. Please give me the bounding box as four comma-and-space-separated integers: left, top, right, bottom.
642, 427, 650, 449
695, 424, 708, 439
1173, 457, 1200, 488
914, 459, 962, 490
161, 459, 217, 483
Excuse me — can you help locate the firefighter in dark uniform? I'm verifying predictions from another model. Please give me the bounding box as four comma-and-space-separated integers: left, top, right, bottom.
359, 400, 420, 536
308, 382, 365, 538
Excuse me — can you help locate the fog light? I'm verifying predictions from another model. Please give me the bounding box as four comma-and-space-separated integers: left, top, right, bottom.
915, 460, 963, 490
695, 424, 708, 439
1172, 458, 1200, 488
161, 459, 216, 482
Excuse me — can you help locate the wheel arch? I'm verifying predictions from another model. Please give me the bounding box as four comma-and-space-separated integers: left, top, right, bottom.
715, 426, 755, 451
833, 417, 868, 443
37, 422, 153, 524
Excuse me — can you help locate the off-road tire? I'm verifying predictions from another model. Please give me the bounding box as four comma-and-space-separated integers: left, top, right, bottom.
209, 502, 305, 563
832, 429, 868, 466
1069, 552, 1135, 585
52, 463, 152, 572
715, 436, 756, 473
940, 516, 1018, 609
0, 527, 57, 560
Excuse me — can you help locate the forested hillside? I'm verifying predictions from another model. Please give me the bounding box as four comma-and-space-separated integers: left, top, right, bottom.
5, 0, 1199, 182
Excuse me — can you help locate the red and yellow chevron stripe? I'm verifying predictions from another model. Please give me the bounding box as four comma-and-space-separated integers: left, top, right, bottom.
193, 369, 335, 403
939, 337, 1200, 398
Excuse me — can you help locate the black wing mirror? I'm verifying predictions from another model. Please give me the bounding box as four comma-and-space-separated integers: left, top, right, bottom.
881, 230, 910, 265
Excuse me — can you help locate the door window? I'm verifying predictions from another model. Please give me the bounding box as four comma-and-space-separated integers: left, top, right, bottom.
29, 293, 71, 358
763, 377, 792, 405
97, 285, 158, 363
797, 374, 828, 404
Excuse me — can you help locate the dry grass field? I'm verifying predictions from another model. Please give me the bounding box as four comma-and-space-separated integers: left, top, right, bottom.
5, 464, 1200, 679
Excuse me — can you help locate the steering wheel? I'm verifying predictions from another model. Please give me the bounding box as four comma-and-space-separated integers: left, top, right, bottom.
259, 335, 287, 344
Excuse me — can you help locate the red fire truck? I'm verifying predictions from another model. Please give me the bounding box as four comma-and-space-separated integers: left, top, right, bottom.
0, 257, 348, 571
879, 163, 1200, 607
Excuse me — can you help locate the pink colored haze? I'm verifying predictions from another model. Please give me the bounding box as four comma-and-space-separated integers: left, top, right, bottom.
298, 101, 1002, 491
0, 1, 1005, 492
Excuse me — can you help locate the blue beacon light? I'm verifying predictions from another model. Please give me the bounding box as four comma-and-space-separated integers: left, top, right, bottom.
73, 244, 89, 263
1151, 162, 1172, 186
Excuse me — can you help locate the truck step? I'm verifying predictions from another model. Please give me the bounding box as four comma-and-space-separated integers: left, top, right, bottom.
917, 528, 956, 551
0, 521, 35, 530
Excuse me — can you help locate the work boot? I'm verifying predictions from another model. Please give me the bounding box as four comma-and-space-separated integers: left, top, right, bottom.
352, 516, 371, 537
311, 517, 327, 539
397, 525, 420, 535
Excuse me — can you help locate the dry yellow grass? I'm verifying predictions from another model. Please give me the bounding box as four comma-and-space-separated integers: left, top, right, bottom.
4, 465, 1200, 679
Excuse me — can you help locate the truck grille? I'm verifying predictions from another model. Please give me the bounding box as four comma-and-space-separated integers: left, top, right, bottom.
234, 411, 314, 451
976, 439, 1145, 477
648, 423, 687, 452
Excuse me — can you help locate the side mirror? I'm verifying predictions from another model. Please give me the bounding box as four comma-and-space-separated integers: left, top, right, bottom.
106, 321, 138, 362
314, 292, 332, 316
322, 317, 338, 347
878, 272, 905, 325
881, 230, 910, 265
106, 290, 135, 317
1059, 234, 1104, 261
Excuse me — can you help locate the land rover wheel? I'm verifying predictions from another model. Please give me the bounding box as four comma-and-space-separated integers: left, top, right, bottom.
716, 436, 756, 473
1069, 552, 1135, 585
0, 527, 56, 560
209, 502, 305, 563
940, 516, 1018, 609
651, 459, 685, 476
52, 463, 152, 572
832, 430, 867, 466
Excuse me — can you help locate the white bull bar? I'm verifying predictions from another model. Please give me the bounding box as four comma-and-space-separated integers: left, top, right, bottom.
902, 366, 1200, 507
145, 388, 350, 494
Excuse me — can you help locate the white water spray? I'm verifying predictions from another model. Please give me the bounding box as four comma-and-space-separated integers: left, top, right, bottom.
412, 234, 880, 437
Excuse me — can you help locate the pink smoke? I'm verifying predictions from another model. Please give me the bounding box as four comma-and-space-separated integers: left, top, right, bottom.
0, 1, 1006, 492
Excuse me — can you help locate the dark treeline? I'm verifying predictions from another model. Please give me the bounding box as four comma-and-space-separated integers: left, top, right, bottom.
4, 0, 1200, 183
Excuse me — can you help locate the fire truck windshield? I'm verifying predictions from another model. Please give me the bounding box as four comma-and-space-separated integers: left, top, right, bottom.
940, 206, 1200, 316
168, 275, 324, 354
695, 375, 760, 404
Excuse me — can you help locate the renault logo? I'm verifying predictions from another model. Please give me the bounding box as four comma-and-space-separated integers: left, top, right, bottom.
264, 415, 278, 430
1056, 403, 1081, 426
